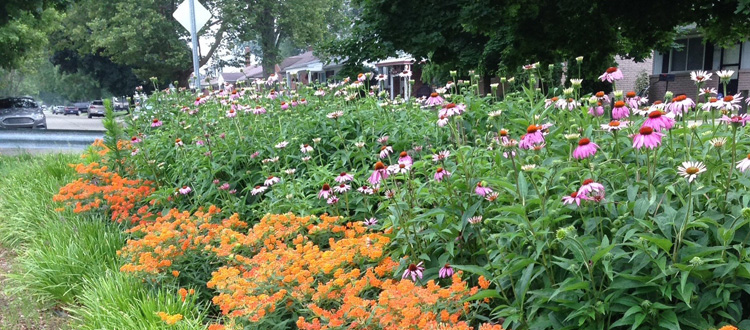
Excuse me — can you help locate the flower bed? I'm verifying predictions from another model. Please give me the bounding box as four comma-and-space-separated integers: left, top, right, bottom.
51, 66, 750, 329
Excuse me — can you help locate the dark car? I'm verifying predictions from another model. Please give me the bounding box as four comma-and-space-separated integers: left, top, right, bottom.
75, 102, 89, 113
88, 100, 105, 118
64, 105, 80, 116
0, 97, 47, 129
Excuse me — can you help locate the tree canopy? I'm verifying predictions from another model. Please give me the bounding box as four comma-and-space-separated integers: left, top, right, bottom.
0, 0, 69, 69
323, 0, 750, 82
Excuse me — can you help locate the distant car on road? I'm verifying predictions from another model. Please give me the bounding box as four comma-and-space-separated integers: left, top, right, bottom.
0, 97, 47, 129
88, 100, 106, 118
74, 102, 89, 113
52, 106, 64, 115
64, 105, 80, 116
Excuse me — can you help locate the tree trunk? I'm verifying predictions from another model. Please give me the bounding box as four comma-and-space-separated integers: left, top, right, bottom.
258, 7, 279, 77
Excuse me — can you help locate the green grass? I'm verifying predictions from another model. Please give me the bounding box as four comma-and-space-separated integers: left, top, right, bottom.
70, 271, 207, 330
0, 153, 79, 247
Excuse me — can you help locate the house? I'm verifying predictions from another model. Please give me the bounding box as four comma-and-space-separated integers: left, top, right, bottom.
374, 56, 427, 100
649, 36, 749, 105
278, 51, 344, 86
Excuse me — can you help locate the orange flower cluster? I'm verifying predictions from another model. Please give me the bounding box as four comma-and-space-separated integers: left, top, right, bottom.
157, 312, 183, 325
118, 205, 232, 274
53, 162, 154, 224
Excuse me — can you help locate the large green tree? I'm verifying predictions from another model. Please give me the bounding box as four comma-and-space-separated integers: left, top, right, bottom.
325, 0, 750, 85
0, 0, 69, 69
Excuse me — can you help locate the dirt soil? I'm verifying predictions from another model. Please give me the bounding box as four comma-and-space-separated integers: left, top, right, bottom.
0, 246, 69, 330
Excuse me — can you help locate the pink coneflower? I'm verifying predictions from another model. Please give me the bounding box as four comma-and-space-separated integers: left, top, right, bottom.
388, 163, 411, 175
379, 145, 393, 158
612, 101, 630, 120
178, 186, 192, 195
151, 118, 163, 127
327, 196, 339, 205
377, 135, 389, 144
318, 183, 332, 199
335, 172, 354, 183
642, 110, 675, 131
601, 120, 629, 132
302, 156, 311, 162
398, 151, 412, 165
439, 264, 454, 278
437, 115, 449, 127
264, 176, 280, 186
130, 136, 142, 144
425, 92, 444, 106
577, 179, 605, 197
667, 95, 695, 116
275, 141, 289, 149
736, 154, 750, 173
402, 262, 424, 281
594, 91, 610, 104
219, 183, 230, 190
195, 140, 204, 146
560, 98, 579, 111
300, 144, 314, 153
252, 106, 266, 114
280, 101, 289, 110
632, 126, 664, 149
268, 90, 278, 100
300, 98, 308, 105
226, 109, 237, 118
364, 218, 378, 226
467, 216, 483, 224
175, 138, 184, 147
432, 150, 450, 162
434, 167, 451, 182
439, 103, 466, 117
562, 191, 582, 206
475, 182, 493, 196
519, 125, 545, 149
719, 114, 750, 127
573, 138, 598, 159
250, 151, 260, 158
384, 189, 396, 199
588, 102, 605, 116
485, 191, 499, 202
625, 91, 648, 109
131, 149, 139, 156
327, 111, 344, 119
368, 161, 389, 185
357, 185, 375, 195
544, 96, 560, 109
598, 67, 623, 82
314, 89, 326, 97
333, 183, 351, 193
194, 97, 203, 106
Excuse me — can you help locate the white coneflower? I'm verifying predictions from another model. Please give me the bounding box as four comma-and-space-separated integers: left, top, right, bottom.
677, 161, 707, 182
387, 163, 411, 175
521, 164, 537, 171
488, 110, 503, 118
355, 141, 366, 148
379, 145, 393, 158
737, 154, 750, 173
333, 183, 351, 193
564, 133, 580, 141
485, 192, 500, 202
264, 176, 280, 186
285, 168, 296, 175
709, 137, 727, 148
690, 70, 712, 84
601, 120, 629, 132
717, 70, 735, 82
312, 138, 322, 144
327, 111, 344, 119
251, 185, 267, 195
467, 216, 483, 224
300, 144, 314, 153
275, 141, 289, 149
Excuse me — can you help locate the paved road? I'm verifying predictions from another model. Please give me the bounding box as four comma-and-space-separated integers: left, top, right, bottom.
45, 111, 107, 131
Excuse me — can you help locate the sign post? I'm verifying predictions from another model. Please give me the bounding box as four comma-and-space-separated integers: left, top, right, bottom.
173, 0, 212, 90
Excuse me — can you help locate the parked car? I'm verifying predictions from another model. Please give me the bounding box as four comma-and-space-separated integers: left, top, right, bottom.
52, 106, 64, 114
88, 100, 105, 118
74, 102, 89, 113
0, 97, 47, 129
64, 105, 80, 116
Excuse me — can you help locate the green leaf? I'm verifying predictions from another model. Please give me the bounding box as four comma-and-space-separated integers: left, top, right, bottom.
452, 264, 491, 279
641, 235, 672, 254
464, 289, 501, 302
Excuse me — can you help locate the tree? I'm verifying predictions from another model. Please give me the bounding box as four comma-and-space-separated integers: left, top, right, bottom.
227, 0, 349, 76
51, 49, 141, 96
325, 0, 750, 88
0, 5, 63, 69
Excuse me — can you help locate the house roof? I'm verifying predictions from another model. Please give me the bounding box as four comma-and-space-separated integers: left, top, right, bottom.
242, 65, 264, 78
278, 51, 319, 72
374, 56, 415, 67
220, 72, 247, 82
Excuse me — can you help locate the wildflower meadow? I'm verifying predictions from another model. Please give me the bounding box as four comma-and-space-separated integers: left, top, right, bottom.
43, 64, 750, 330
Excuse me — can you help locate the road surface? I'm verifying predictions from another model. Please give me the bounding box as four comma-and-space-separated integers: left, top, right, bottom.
44, 111, 110, 131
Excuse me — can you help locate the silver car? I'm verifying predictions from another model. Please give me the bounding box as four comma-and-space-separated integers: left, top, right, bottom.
0, 97, 47, 129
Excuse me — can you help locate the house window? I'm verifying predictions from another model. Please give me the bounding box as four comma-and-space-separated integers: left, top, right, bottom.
669, 37, 705, 72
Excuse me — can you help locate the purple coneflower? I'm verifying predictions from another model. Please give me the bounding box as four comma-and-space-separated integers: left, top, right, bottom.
388, 163, 411, 175
577, 179, 604, 197
333, 183, 351, 193
402, 262, 424, 281
327, 111, 344, 119
327, 196, 339, 205
368, 161, 389, 185
398, 151, 412, 165
434, 167, 451, 182
379, 145, 393, 158
439, 264, 454, 279
175, 138, 184, 147
364, 218, 378, 226
718, 94, 743, 112
475, 182, 493, 196
519, 125, 545, 150
131, 136, 142, 144
275, 141, 289, 149
280, 101, 289, 110
736, 154, 750, 173
667, 95, 695, 116
264, 176, 280, 186
432, 150, 450, 162
719, 114, 750, 127
335, 172, 354, 183
318, 184, 332, 199
226, 109, 237, 118
573, 138, 598, 159
632, 126, 664, 150
625, 91, 648, 109
562, 191, 582, 206
251, 185, 267, 195
598, 67, 623, 82
425, 92, 444, 106
437, 115, 449, 127
300, 144, 314, 153
151, 118, 163, 127
588, 103, 604, 117
178, 186, 192, 195
252, 106, 266, 115
357, 185, 375, 195
612, 101, 630, 120
642, 110, 675, 131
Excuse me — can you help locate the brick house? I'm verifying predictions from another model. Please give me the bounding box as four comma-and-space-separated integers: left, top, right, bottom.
649, 36, 749, 105
615, 55, 653, 94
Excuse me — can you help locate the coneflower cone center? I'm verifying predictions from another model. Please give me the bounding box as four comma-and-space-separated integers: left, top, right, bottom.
609, 121, 621, 127
430, 92, 438, 97
578, 138, 591, 146
408, 264, 418, 271
639, 127, 654, 135
648, 111, 663, 119
614, 101, 625, 108
374, 162, 385, 170
686, 167, 700, 175
606, 67, 618, 73
626, 91, 636, 98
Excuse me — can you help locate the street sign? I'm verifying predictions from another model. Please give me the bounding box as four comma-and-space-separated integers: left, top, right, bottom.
173, 0, 211, 33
